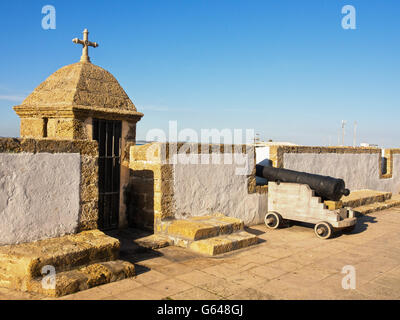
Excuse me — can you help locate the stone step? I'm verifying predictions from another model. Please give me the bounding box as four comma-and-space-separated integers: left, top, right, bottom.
341, 190, 392, 208
0, 230, 120, 290
163, 213, 244, 242
160, 213, 258, 255
352, 194, 400, 215
133, 234, 173, 250
188, 231, 259, 256
27, 260, 135, 297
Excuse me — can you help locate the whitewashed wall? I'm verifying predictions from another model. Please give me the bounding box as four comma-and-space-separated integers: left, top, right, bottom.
172, 153, 267, 225
0, 153, 81, 245
282, 153, 400, 194
255, 146, 270, 165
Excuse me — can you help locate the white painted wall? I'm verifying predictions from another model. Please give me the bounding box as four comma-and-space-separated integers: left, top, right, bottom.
0, 153, 81, 245
283, 153, 400, 194
172, 153, 267, 225
255, 146, 270, 165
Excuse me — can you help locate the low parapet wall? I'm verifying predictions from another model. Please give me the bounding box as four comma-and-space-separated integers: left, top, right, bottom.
268, 146, 400, 194
0, 138, 98, 245
127, 143, 268, 230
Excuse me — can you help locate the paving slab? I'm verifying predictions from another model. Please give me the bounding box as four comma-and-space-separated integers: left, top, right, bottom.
1, 207, 400, 300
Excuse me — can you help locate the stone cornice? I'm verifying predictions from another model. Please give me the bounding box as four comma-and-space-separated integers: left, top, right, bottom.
13, 105, 144, 122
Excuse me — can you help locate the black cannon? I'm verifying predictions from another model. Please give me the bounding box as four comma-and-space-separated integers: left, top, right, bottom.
256, 165, 350, 201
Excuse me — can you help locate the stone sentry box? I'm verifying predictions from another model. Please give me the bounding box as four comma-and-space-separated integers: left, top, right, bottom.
13, 61, 143, 229
0, 138, 98, 245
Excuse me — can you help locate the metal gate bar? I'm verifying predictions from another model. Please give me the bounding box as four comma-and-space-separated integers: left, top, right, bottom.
93, 119, 121, 230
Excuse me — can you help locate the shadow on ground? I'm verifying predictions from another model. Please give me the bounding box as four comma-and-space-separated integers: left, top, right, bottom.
244, 227, 267, 244
351, 214, 377, 234
104, 228, 162, 275
104, 228, 202, 275
289, 213, 377, 239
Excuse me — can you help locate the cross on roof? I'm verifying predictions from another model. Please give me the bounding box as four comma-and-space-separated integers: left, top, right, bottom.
72, 29, 99, 63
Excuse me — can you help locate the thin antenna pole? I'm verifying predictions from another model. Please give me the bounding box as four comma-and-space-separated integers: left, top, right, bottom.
253, 133, 260, 144
353, 121, 357, 147
341, 120, 346, 146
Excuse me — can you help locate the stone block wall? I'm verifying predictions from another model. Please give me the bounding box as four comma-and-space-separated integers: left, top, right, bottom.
0, 138, 99, 245
20, 118, 47, 138
46, 118, 88, 140
128, 143, 268, 231
15, 108, 89, 141
126, 143, 174, 231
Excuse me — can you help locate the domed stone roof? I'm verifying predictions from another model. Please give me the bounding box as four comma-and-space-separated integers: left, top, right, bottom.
14, 62, 143, 121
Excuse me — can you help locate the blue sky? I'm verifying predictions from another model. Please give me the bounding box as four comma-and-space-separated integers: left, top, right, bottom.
0, 0, 399, 147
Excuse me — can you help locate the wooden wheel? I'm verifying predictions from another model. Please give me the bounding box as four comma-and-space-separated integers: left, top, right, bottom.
264, 212, 282, 229
314, 222, 333, 239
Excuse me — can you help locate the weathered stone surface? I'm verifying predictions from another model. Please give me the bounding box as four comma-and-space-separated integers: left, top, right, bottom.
81, 263, 113, 287
152, 212, 258, 255
14, 62, 144, 126
80, 183, 99, 202
14, 61, 143, 142
20, 118, 45, 137
17, 62, 138, 112
28, 269, 90, 297
0, 137, 26, 153
130, 143, 161, 161
78, 219, 98, 232
127, 146, 175, 228
79, 201, 99, 231
0, 138, 97, 156
133, 234, 173, 249
352, 194, 400, 215
341, 189, 392, 208
162, 213, 250, 254
0, 230, 120, 291
189, 231, 258, 256
27, 260, 135, 297
167, 220, 220, 241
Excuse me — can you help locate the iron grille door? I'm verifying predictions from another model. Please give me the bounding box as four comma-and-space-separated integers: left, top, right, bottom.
92, 119, 122, 230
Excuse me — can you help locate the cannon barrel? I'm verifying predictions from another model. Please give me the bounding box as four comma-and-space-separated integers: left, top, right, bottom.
256, 165, 350, 201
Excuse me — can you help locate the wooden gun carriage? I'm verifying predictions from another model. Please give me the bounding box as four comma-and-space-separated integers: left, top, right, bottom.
256, 165, 357, 239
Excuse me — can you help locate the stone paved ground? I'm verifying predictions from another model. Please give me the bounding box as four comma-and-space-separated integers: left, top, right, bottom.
2, 207, 400, 300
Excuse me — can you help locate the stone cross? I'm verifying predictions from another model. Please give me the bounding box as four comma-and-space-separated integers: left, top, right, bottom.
72, 29, 99, 63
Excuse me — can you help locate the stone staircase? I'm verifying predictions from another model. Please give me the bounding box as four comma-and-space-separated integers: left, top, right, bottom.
0, 230, 135, 297
341, 190, 400, 215
159, 213, 259, 256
